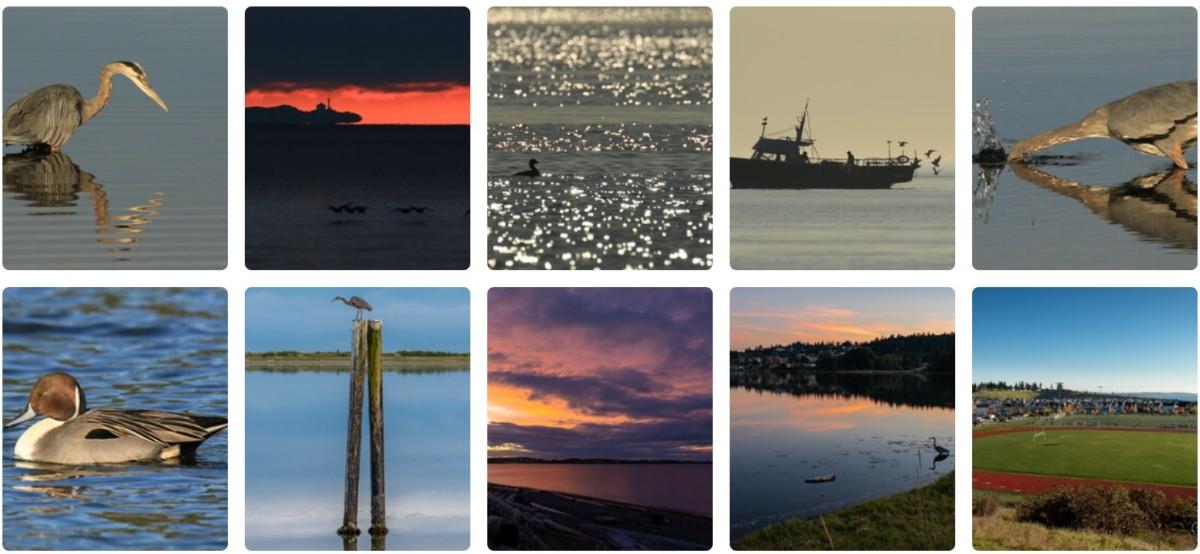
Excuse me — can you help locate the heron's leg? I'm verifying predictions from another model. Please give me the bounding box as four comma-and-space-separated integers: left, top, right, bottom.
1167, 142, 1189, 170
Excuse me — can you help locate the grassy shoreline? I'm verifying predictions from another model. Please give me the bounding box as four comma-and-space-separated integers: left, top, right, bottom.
973, 491, 1197, 550
734, 472, 954, 550
246, 352, 468, 373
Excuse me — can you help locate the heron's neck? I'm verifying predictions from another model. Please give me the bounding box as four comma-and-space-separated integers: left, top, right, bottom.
1012, 109, 1110, 155
82, 68, 117, 124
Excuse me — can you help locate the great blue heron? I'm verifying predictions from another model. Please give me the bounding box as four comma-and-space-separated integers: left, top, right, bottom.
3, 61, 169, 152
332, 295, 373, 320
1008, 79, 1197, 169
930, 437, 950, 456
513, 158, 540, 177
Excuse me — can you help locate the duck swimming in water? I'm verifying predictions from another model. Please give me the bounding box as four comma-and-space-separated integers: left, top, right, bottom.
4, 372, 227, 464
513, 158, 540, 177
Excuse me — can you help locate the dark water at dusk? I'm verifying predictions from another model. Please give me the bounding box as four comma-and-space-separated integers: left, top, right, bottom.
246, 125, 469, 270
2, 8, 228, 269
488, 8, 713, 270
3, 288, 227, 550
730, 371, 953, 539
488, 463, 713, 516
974, 8, 1197, 269
732, 177, 954, 269
245, 370, 469, 550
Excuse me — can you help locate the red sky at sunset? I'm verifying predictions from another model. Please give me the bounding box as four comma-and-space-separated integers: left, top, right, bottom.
488, 288, 713, 461
245, 82, 469, 125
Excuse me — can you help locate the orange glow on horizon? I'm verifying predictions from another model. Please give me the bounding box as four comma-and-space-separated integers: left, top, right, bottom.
245, 83, 469, 125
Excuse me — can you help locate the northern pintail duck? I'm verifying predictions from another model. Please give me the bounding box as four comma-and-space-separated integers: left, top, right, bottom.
4, 372, 227, 464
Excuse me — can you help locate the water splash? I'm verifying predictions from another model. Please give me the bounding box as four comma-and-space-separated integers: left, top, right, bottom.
973, 97, 1002, 153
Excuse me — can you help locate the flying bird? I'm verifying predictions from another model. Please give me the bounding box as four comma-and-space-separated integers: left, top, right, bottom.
396, 205, 432, 214
897, 140, 908, 147
1008, 79, 1197, 169
513, 158, 540, 177
932, 167, 942, 176
332, 295, 373, 321
4, 61, 169, 152
328, 203, 353, 214
931, 155, 942, 167
924, 149, 937, 158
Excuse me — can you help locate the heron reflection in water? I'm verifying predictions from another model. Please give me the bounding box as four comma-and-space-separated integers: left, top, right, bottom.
3, 152, 166, 257
978, 162, 1197, 251
4, 61, 168, 152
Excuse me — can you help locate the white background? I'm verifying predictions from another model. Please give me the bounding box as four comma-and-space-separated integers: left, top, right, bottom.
0, 0, 1197, 552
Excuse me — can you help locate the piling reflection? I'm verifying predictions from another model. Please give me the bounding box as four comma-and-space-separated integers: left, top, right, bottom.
1006, 163, 1197, 250
3, 151, 167, 258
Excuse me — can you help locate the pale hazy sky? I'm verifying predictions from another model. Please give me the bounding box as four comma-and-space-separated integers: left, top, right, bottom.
731, 8, 954, 171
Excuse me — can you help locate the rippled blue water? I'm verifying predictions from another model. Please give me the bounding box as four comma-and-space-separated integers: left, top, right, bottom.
2, 8, 227, 269
732, 177, 954, 269
488, 8, 712, 270
973, 8, 1197, 269
245, 370, 469, 550
3, 288, 228, 550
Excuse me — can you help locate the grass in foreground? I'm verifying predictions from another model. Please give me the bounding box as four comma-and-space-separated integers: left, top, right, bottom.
734, 472, 953, 550
973, 491, 1196, 550
974, 430, 1196, 486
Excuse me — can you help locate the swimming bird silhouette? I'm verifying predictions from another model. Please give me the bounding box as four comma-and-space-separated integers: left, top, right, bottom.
346, 206, 368, 214
513, 158, 540, 177
396, 206, 431, 214
328, 202, 353, 214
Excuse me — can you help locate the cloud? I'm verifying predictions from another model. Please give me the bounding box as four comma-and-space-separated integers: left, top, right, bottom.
250, 81, 466, 94
488, 419, 712, 460
491, 369, 711, 420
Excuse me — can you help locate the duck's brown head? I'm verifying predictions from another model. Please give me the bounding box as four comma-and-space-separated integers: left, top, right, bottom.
5, 372, 87, 428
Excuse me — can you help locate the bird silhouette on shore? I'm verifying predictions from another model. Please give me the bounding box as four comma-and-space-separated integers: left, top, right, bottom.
331, 295, 373, 321
1008, 79, 1197, 169
930, 437, 950, 456
513, 158, 540, 177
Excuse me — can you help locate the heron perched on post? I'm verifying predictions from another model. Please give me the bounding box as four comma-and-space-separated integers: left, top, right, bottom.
1008, 79, 1197, 169
332, 296, 373, 321
3, 61, 169, 152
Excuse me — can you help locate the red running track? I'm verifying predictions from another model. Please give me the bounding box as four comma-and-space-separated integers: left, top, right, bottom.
973, 470, 1197, 498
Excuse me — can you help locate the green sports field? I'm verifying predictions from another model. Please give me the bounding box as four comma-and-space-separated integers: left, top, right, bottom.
974, 429, 1197, 486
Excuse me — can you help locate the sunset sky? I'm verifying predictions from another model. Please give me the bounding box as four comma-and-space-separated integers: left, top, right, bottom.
731, 288, 954, 350
245, 8, 469, 125
488, 288, 713, 460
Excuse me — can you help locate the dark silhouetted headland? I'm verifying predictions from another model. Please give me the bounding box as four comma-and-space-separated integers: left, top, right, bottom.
246, 100, 361, 125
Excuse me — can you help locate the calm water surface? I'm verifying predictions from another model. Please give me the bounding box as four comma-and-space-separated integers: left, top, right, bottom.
3, 288, 228, 550
245, 370, 469, 550
488, 463, 713, 516
488, 8, 713, 270
732, 177, 953, 269
730, 371, 953, 539
974, 8, 1197, 269
2, 8, 227, 269
246, 125, 469, 270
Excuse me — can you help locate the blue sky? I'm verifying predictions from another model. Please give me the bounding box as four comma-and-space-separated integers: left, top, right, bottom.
246, 288, 468, 352
974, 288, 1197, 393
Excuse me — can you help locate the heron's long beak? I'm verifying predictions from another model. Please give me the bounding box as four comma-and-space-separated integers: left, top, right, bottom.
137, 81, 169, 112
5, 404, 37, 428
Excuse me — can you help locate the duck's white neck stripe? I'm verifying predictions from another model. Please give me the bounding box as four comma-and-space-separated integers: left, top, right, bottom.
72, 386, 81, 419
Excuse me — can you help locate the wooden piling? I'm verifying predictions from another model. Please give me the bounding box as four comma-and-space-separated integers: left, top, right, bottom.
338, 320, 367, 537
367, 320, 388, 537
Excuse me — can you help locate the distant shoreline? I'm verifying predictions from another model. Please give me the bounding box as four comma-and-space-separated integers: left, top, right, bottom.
489, 457, 711, 465
246, 352, 468, 373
